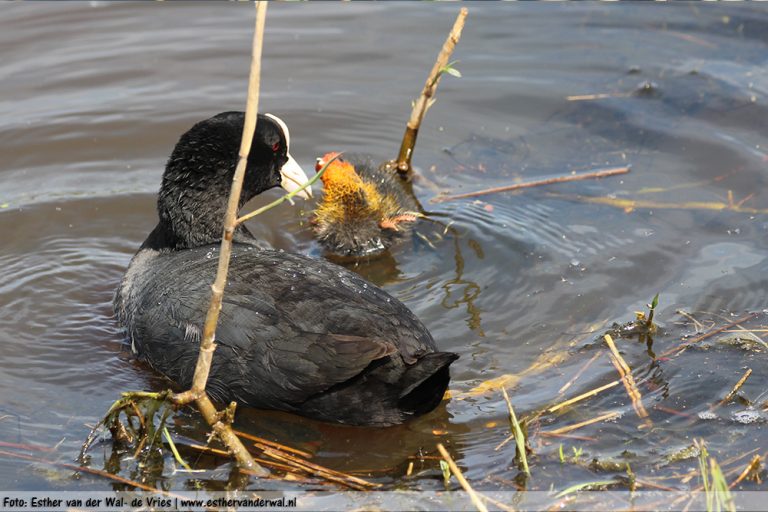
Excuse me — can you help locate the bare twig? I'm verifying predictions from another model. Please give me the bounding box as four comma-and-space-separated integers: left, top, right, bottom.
676, 309, 706, 333
171, 1, 269, 474
476, 493, 517, 512
540, 411, 621, 437
566, 92, 632, 101
256, 444, 380, 490
558, 351, 602, 395
436, 443, 489, 512
0, 440, 55, 453
233, 429, 313, 459
535, 432, 596, 442
547, 380, 621, 414
431, 166, 630, 203
661, 312, 758, 358
188, 443, 229, 457
716, 368, 752, 408
393, 8, 468, 176
729, 454, 762, 489
196, 395, 262, 473
545, 193, 768, 215
129, 400, 146, 431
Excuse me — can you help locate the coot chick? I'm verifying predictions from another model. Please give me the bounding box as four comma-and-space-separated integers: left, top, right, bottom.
114, 112, 458, 426
313, 152, 421, 258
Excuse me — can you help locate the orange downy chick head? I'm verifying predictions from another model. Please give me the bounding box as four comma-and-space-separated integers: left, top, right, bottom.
315, 153, 365, 198
315, 152, 342, 173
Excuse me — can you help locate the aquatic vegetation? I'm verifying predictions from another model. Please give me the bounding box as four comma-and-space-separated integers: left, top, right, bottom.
697, 440, 736, 512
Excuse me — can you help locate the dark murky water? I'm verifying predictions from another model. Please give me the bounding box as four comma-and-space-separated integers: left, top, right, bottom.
2, 2, 767, 508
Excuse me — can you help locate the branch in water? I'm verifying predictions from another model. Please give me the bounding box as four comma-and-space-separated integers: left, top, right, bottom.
431, 166, 631, 203
172, 1, 269, 475
392, 8, 468, 177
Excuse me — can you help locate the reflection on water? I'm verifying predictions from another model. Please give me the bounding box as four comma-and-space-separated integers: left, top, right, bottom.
440, 231, 485, 336
1, 1, 768, 504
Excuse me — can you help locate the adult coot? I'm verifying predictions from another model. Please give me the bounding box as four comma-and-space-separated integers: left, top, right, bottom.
114, 112, 458, 426
313, 152, 421, 258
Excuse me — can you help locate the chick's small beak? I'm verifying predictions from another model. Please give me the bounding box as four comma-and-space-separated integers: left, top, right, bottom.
280, 154, 312, 200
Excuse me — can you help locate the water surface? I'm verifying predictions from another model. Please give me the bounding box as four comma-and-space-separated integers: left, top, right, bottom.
1, 3, 767, 509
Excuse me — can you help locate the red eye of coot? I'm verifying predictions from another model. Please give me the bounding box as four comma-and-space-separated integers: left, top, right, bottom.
272, 142, 280, 152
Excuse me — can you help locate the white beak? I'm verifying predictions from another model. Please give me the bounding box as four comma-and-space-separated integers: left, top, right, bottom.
280, 154, 312, 202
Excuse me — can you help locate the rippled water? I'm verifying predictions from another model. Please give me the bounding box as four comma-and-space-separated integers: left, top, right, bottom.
1, 2, 767, 507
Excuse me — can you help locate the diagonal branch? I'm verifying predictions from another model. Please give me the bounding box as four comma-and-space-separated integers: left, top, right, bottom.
393, 8, 468, 176
171, 1, 269, 474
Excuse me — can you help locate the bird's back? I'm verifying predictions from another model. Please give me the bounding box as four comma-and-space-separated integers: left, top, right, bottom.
115, 244, 456, 425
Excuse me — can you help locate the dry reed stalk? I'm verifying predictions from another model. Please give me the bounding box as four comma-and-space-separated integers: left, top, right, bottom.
676, 309, 707, 332
408, 454, 444, 461
172, 2, 269, 474
661, 312, 757, 358
716, 368, 752, 408
494, 435, 514, 451
672, 448, 761, 485
187, 443, 229, 457
539, 411, 621, 437
536, 432, 597, 442
566, 92, 632, 101
634, 479, 679, 492
131, 435, 147, 459
653, 404, 696, 419
666, 451, 763, 511
0, 440, 55, 453
431, 166, 630, 203
252, 458, 301, 474
394, 8, 468, 175
604, 334, 650, 424
128, 400, 146, 431
729, 454, 762, 489
436, 443, 489, 512
720, 448, 763, 468
256, 444, 380, 490
550, 193, 768, 215
233, 429, 313, 459
476, 493, 517, 512
558, 351, 602, 395
547, 380, 621, 414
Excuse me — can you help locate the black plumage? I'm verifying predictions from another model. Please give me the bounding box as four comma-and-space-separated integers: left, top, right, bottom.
114, 112, 457, 426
